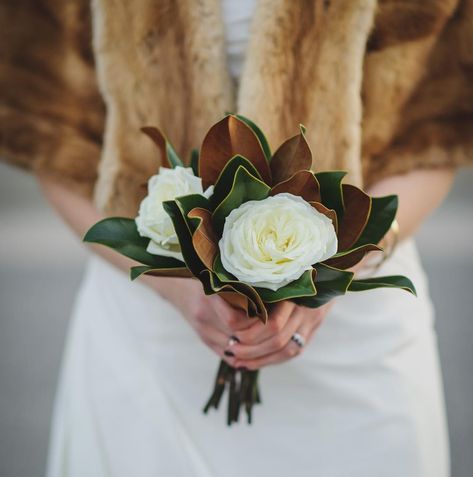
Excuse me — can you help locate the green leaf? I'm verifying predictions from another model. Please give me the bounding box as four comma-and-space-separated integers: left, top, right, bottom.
83, 217, 184, 268
323, 243, 381, 269
213, 254, 237, 281
234, 114, 272, 162
211, 155, 262, 209
162, 200, 207, 277
190, 148, 199, 176
348, 275, 417, 296
206, 259, 268, 322
314, 171, 346, 220
254, 269, 317, 303
140, 126, 184, 168
354, 195, 398, 246
130, 265, 191, 281
174, 194, 211, 230
212, 165, 271, 235
166, 142, 183, 168
294, 264, 353, 308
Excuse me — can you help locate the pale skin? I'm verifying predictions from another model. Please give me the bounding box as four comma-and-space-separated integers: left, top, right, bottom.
36, 168, 455, 370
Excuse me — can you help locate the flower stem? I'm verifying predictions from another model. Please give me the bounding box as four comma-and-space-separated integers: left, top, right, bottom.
203, 360, 261, 425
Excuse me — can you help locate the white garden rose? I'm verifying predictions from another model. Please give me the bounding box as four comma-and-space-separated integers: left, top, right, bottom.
219, 193, 338, 291
135, 166, 213, 261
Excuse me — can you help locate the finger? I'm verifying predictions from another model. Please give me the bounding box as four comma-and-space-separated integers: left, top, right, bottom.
233, 300, 296, 345
229, 308, 304, 360
198, 323, 238, 366
295, 311, 323, 347
234, 334, 303, 370
209, 295, 260, 333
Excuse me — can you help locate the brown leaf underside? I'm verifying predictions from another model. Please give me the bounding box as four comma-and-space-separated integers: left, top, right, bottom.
188, 207, 218, 270
337, 184, 371, 251
140, 126, 172, 168
271, 170, 321, 202
309, 201, 338, 233
270, 130, 312, 184
199, 115, 271, 188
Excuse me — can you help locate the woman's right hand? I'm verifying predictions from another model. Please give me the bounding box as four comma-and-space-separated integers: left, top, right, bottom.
148, 276, 259, 365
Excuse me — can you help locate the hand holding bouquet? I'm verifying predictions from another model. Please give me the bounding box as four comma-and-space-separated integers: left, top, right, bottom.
85, 114, 415, 425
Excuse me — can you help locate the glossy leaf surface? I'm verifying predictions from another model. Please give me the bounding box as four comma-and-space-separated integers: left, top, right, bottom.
212, 166, 271, 235
83, 217, 184, 268
348, 275, 416, 295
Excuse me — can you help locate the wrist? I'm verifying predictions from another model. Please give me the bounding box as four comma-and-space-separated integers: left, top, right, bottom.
140, 275, 200, 315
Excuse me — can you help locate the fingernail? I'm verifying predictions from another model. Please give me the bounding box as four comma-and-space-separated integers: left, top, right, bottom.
224, 350, 235, 357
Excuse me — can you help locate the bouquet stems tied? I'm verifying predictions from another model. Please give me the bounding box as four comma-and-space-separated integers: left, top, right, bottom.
203, 360, 261, 425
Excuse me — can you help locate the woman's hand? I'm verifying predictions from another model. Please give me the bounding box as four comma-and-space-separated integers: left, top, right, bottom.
148, 277, 260, 365
227, 301, 334, 370
148, 275, 332, 370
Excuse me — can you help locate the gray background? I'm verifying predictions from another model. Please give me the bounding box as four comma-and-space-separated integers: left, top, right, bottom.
0, 163, 472, 476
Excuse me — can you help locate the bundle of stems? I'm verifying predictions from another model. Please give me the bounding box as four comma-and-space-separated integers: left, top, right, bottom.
203, 360, 261, 425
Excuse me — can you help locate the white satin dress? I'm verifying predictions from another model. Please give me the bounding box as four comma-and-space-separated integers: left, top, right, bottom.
46, 1, 450, 476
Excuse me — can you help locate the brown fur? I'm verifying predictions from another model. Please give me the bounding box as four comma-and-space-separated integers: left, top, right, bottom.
0, 0, 105, 196
1, 0, 472, 216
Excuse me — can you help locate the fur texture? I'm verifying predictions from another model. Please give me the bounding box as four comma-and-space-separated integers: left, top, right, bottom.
0, 0, 104, 196
1, 0, 472, 215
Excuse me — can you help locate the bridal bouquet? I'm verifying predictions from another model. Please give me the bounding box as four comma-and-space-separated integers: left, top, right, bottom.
84, 114, 415, 425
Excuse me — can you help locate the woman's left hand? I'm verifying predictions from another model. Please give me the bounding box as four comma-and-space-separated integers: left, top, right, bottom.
226, 300, 334, 370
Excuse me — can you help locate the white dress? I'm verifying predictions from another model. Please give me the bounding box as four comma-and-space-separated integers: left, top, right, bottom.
46, 2, 450, 476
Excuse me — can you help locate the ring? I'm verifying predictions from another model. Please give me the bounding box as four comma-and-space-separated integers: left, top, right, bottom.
291, 332, 305, 348
228, 336, 239, 347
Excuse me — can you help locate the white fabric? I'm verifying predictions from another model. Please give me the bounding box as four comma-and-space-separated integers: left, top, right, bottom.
46, 3, 449, 475
46, 238, 449, 476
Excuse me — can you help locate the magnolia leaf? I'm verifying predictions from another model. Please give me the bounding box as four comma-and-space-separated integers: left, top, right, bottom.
174, 194, 211, 231
270, 126, 312, 184
190, 148, 199, 176
213, 254, 236, 281
188, 207, 219, 270
212, 165, 271, 235
202, 267, 268, 323
130, 265, 192, 281
234, 114, 272, 162
83, 217, 185, 268
141, 126, 183, 168
270, 170, 321, 202
213, 255, 316, 308
354, 195, 398, 247
310, 201, 339, 234
294, 264, 353, 308
254, 269, 317, 303
218, 291, 255, 315
348, 275, 417, 296
199, 115, 271, 188
211, 155, 262, 209
314, 171, 346, 220
337, 184, 372, 251
323, 243, 381, 269
162, 200, 207, 277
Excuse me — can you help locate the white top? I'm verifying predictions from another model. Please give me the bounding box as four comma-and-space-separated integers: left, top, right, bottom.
221, 0, 258, 81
